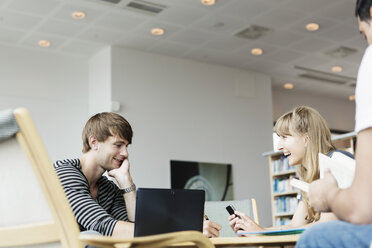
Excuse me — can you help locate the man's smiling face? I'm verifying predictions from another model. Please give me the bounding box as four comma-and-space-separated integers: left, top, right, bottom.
95, 135, 129, 171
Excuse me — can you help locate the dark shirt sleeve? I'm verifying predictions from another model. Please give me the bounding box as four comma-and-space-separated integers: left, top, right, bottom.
55, 165, 118, 236
111, 187, 129, 221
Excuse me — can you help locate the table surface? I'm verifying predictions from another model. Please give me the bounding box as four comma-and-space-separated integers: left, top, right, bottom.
80, 233, 300, 248
209, 234, 300, 246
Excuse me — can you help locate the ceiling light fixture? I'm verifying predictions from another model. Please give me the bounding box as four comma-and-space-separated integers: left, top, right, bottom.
306, 23, 319, 31
251, 48, 263, 56
38, 40, 51, 47
283, 83, 294, 90
151, 28, 165, 36
201, 0, 216, 6
332, 66, 343, 73
349, 95, 355, 101
72, 11, 86, 19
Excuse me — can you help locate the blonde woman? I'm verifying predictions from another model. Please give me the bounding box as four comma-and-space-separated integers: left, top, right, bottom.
229, 106, 352, 234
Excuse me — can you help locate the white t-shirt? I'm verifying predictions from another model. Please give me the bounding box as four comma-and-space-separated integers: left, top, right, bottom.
355, 45, 372, 133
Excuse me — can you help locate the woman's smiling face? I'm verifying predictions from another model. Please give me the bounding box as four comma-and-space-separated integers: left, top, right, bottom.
277, 133, 307, 166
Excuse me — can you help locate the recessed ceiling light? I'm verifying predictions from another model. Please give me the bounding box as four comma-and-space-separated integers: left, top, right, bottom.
349, 95, 355, 101
151, 28, 165, 36
201, 0, 215, 6
251, 48, 263, 56
38, 40, 51, 47
283, 83, 294, 90
306, 23, 319, 31
332, 66, 343, 73
72, 11, 86, 19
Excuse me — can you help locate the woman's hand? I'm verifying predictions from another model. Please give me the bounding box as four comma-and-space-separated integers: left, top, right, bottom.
228, 211, 263, 235
203, 220, 221, 238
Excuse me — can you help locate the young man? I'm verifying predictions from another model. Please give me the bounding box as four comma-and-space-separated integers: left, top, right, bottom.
296, 0, 372, 247
55, 112, 221, 238
55, 112, 136, 237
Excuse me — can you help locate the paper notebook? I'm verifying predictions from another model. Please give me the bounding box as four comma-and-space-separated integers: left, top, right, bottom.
318, 152, 355, 189
237, 228, 305, 236
290, 152, 355, 192
290, 178, 309, 192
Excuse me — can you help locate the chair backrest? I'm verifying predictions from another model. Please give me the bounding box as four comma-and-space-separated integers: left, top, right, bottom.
204, 199, 259, 237
0, 137, 60, 248
0, 108, 83, 248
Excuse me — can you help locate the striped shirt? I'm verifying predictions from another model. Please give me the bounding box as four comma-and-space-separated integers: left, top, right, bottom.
54, 159, 128, 236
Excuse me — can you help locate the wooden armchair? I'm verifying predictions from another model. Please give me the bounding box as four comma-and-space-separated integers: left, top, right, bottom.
0, 108, 213, 248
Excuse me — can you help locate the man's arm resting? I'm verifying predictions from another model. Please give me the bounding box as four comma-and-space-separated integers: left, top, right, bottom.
328, 128, 372, 224
112, 220, 134, 238
123, 190, 136, 222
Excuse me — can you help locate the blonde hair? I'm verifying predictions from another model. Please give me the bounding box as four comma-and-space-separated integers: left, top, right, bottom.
274, 106, 335, 222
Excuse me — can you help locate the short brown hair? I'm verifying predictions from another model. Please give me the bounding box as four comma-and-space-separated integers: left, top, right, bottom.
82, 112, 133, 153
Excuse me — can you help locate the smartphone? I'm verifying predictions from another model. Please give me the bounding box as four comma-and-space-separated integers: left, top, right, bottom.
226, 205, 236, 215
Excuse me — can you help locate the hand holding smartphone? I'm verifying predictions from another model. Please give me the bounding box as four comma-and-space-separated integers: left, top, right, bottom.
227, 204, 243, 231
226, 204, 240, 218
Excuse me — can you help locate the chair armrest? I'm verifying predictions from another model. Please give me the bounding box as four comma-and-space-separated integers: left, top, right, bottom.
0, 222, 59, 247
79, 230, 214, 248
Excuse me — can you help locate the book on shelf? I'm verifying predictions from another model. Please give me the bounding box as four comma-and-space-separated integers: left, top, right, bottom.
274, 196, 298, 214
273, 175, 297, 193
272, 156, 290, 174
290, 152, 355, 192
275, 217, 291, 226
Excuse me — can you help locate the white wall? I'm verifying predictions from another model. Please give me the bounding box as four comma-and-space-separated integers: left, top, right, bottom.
89, 46, 112, 115
0, 46, 89, 160
0, 44, 276, 227
273, 89, 355, 132
111, 47, 274, 226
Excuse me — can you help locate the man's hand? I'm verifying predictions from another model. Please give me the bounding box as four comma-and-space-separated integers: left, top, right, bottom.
108, 158, 134, 189
109, 158, 136, 221
228, 211, 263, 234
308, 169, 340, 212
203, 220, 221, 238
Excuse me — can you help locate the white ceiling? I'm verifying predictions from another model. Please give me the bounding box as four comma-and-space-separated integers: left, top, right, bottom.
0, 0, 366, 99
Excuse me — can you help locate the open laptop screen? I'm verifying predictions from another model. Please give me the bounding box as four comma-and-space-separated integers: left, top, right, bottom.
134, 188, 205, 237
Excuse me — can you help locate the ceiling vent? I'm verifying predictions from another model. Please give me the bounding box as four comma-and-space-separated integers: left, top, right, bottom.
125, 0, 166, 15
295, 66, 356, 85
234, 25, 270, 40
89, 0, 122, 4
101, 0, 121, 3
324, 46, 358, 59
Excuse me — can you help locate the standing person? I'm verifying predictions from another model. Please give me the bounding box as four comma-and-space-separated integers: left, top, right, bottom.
296, 1, 372, 247
55, 112, 221, 238
229, 106, 345, 234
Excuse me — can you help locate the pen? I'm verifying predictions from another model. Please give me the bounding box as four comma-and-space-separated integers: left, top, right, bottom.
204, 214, 209, 220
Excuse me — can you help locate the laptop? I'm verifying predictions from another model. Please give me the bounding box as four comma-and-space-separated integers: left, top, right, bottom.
134, 188, 205, 237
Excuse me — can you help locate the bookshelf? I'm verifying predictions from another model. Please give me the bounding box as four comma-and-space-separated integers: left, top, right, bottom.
263, 131, 356, 226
